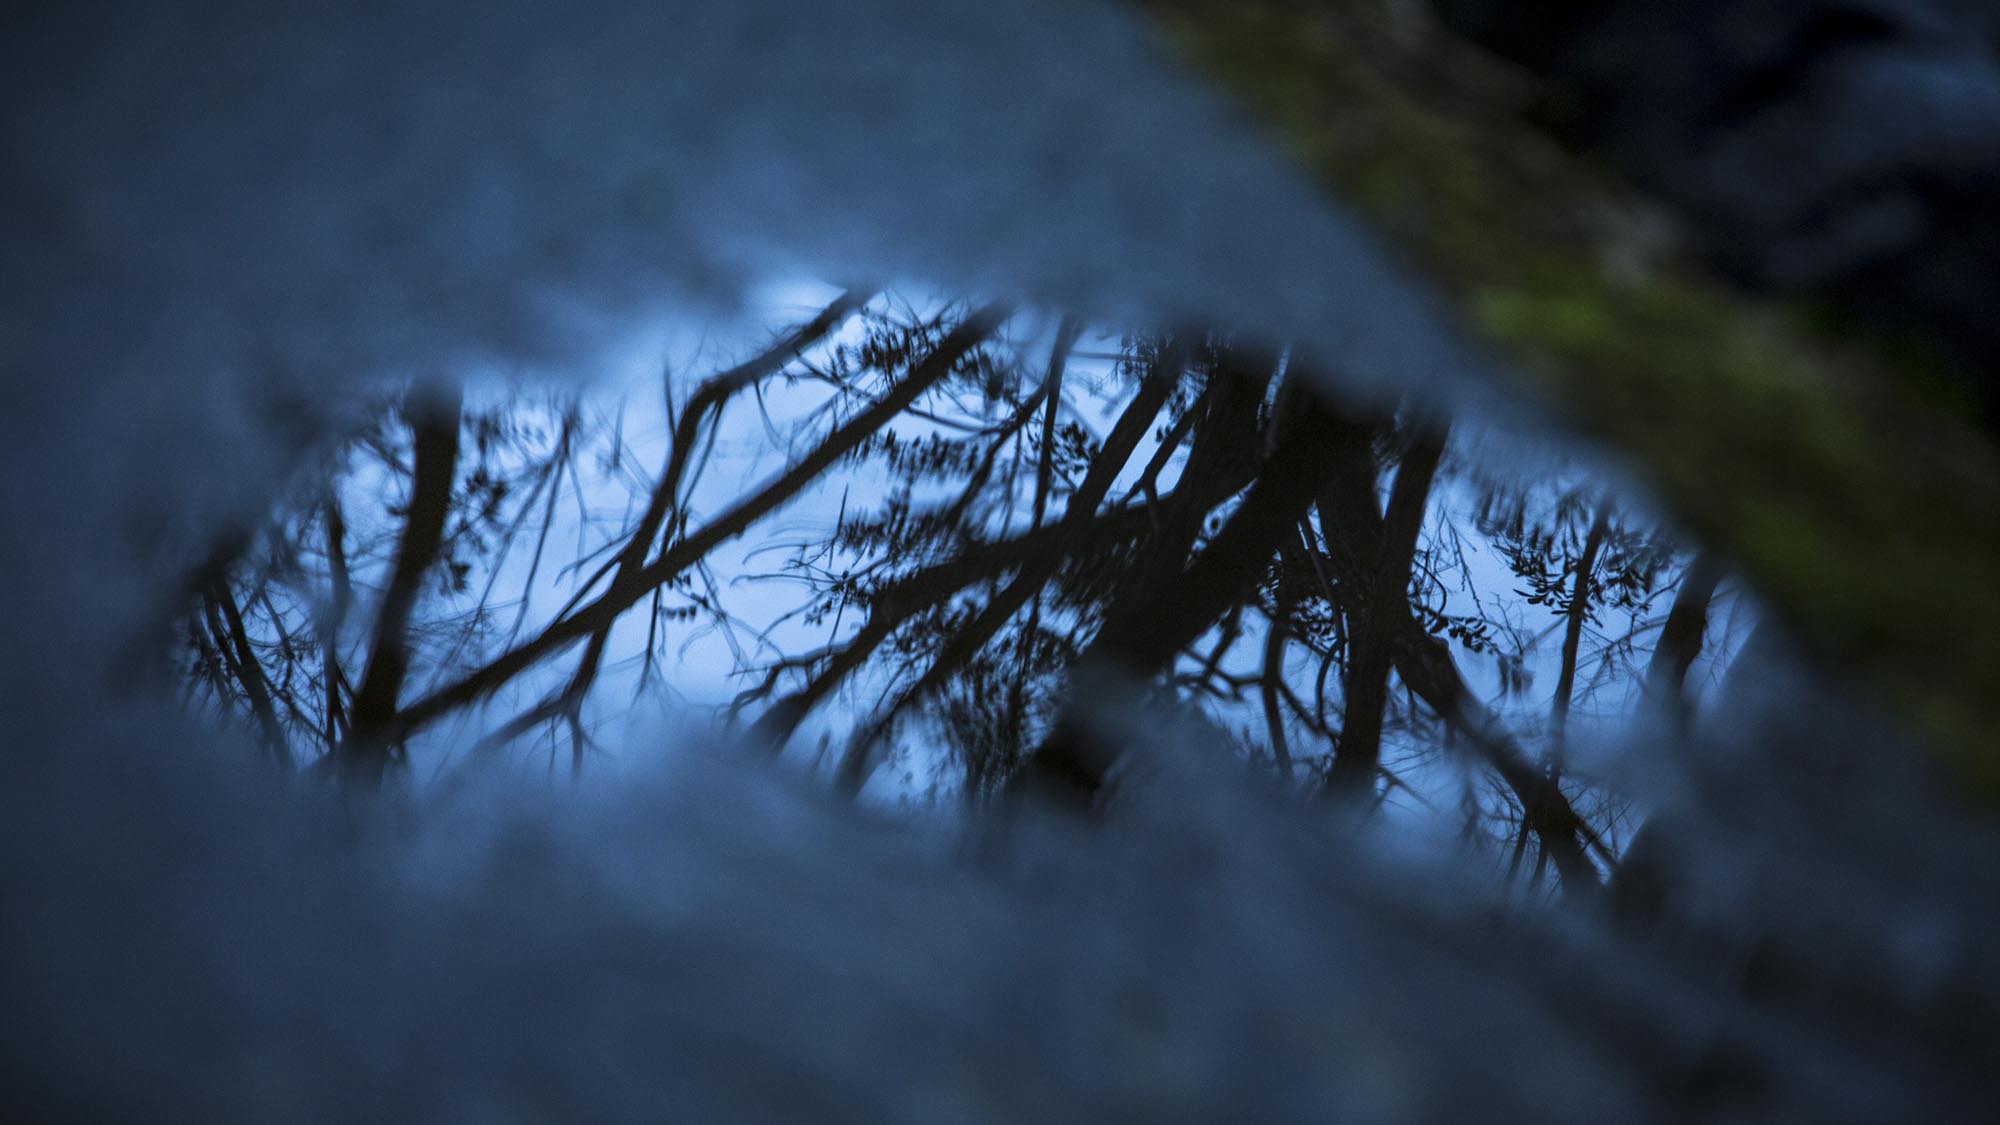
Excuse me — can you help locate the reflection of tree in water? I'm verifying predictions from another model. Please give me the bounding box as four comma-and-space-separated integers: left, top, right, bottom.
186, 293, 1733, 895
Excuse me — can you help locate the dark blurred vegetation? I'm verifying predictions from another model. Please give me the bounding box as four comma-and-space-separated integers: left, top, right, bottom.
1148, 0, 2000, 791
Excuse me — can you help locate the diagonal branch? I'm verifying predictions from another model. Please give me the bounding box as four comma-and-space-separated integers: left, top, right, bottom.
833, 335, 1187, 793
1012, 375, 1363, 804
203, 579, 294, 771
1390, 621, 1608, 891
549, 289, 875, 773
386, 303, 1013, 747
